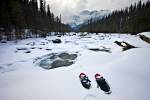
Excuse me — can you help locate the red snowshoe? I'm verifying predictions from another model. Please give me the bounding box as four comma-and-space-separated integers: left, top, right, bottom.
95, 73, 112, 94
79, 73, 91, 89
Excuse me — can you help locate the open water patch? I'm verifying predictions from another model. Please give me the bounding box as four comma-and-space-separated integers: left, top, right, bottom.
34, 52, 78, 69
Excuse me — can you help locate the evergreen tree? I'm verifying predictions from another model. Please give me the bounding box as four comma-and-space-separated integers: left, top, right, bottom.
47, 5, 51, 17
79, 0, 150, 34
40, 0, 44, 13
22, 0, 29, 5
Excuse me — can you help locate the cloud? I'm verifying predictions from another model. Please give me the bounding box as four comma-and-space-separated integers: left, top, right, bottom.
45, 0, 87, 23
45, 0, 148, 23
86, 0, 148, 11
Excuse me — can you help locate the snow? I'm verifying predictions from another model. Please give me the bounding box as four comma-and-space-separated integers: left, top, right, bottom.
68, 10, 111, 27
0, 33, 150, 100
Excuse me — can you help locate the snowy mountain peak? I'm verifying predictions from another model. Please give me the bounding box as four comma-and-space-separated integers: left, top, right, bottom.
80, 10, 91, 15
68, 10, 111, 28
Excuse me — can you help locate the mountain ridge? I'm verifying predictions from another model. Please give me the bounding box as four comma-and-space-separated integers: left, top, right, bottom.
68, 10, 111, 28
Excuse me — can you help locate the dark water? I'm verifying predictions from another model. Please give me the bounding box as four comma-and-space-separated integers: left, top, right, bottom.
34, 52, 77, 69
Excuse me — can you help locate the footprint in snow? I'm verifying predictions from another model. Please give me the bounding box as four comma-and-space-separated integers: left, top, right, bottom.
84, 94, 97, 100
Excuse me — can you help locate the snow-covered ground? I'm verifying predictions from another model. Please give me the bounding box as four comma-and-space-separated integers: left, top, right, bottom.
0, 33, 150, 100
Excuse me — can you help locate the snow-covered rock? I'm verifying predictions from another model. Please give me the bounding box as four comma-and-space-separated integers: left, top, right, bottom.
139, 32, 150, 44
139, 31, 150, 38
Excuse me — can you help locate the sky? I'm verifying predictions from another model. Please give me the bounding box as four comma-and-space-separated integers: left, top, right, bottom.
45, 0, 148, 23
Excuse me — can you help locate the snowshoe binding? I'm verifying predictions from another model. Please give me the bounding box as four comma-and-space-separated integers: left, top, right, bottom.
95, 73, 112, 94
79, 73, 91, 89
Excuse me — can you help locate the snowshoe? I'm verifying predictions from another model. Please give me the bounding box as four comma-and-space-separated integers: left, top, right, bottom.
79, 73, 91, 89
95, 73, 112, 94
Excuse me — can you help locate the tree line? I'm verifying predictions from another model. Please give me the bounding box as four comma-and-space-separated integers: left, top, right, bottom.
0, 0, 70, 40
79, 0, 150, 34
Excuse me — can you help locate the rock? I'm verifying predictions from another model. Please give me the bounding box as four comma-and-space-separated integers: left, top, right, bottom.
1, 40, 7, 43
38, 48, 42, 49
89, 48, 100, 52
139, 35, 150, 44
17, 47, 28, 50
57, 35, 61, 37
114, 41, 136, 51
25, 51, 31, 53
31, 47, 36, 49
89, 48, 111, 53
114, 41, 124, 47
52, 39, 62, 43
73, 33, 76, 35
122, 41, 136, 51
45, 48, 51, 51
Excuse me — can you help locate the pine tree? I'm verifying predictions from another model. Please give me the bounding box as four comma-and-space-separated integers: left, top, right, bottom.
47, 5, 51, 17
59, 14, 62, 33
79, 0, 150, 34
40, 0, 44, 13
43, 0, 46, 13
0, 0, 70, 40
22, 0, 29, 5
34, 0, 38, 10
137, 0, 142, 10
